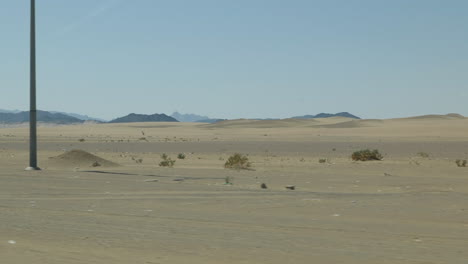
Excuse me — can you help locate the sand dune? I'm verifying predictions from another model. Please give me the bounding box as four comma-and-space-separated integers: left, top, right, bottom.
314, 119, 384, 128
394, 113, 465, 121
202, 118, 319, 128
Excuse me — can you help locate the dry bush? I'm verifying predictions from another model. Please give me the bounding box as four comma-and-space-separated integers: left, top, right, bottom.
417, 152, 430, 158
225, 176, 233, 185
159, 153, 175, 167
224, 153, 251, 170
351, 149, 383, 161
456, 159, 467, 167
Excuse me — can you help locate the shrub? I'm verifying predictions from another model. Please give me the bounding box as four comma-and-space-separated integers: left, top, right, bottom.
456, 159, 467, 167
177, 153, 186, 159
159, 153, 175, 167
417, 152, 430, 158
351, 149, 383, 161
224, 153, 251, 170
225, 176, 233, 185
78, 138, 85, 142
319, 158, 327, 163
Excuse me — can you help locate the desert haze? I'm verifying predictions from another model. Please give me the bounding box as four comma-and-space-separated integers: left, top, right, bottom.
1, 115, 468, 263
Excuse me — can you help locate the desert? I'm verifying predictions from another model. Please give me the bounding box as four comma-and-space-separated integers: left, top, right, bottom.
1, 115, 468, 263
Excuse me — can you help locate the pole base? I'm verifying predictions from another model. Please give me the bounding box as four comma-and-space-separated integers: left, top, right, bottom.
25, 167, 41, 171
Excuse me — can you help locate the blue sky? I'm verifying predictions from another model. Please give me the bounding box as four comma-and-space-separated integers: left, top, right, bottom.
1, 0, 467, 120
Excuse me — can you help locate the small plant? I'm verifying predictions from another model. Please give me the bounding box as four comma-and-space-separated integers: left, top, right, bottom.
417, 152, 430, 158
319, 158, 327, 163
225, 176, 233, 185
159, 153, 176, 167
92, 161, 101, 167
456, 159, 467, 167
135, 158, 143, 164
177, 153, 186, 159
224, 153, 251, 170
351, 149, 383, 161
78, 138, 85, 142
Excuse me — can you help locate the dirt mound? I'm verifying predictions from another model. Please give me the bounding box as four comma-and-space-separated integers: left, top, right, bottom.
49, 149, 119, 168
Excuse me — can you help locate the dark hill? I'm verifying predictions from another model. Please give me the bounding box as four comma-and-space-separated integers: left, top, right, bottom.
293, 112, 360, 119
0, 110, 84, 124
109, 113, 178, 123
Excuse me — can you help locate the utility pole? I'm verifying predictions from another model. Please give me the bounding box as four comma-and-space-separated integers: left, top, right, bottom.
26, 0, 40, 171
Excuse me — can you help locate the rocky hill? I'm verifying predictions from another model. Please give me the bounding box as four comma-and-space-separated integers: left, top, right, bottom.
108, 113, 178, 123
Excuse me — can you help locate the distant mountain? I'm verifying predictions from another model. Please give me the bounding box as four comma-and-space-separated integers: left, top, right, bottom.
50, 111, 106, 122
0, 109, 21, 114
171, 112, 209, 122
195, 119, 227, 124
0, 110, 84, 124
293, 112, 360, 119
109, 113, 178, 123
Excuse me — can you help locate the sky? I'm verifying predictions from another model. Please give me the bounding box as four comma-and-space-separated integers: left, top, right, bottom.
1, 0, 467, 120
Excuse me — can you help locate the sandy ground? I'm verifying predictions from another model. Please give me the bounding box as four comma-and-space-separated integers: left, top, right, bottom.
1, 116, 468, 263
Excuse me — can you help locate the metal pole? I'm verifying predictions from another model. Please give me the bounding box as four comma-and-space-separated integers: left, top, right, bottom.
26, 0, 40, 170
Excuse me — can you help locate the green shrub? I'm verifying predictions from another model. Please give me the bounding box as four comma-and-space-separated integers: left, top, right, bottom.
351, 149, 383, 161
318, 158, 327, 163
177, 153, 186, 159
224, 153, 251, 170
159, 153, 176, 167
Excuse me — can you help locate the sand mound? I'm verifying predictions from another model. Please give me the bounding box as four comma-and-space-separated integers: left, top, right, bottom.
204, 118, 318, 128
316, 119, 383, 128
399, 114, 465, 120
49, 149, 119, 168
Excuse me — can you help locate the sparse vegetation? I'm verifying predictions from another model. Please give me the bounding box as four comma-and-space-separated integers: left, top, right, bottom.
224, 153, 251, 170
456, 159, 467, 167
159, 153, 176, 167
92, 161, 101, 167
78, 138, 85, 142
351, 149, 383, 161
177, 153, 186, 159
319, 158, 327, 163
417, 152, 430, 158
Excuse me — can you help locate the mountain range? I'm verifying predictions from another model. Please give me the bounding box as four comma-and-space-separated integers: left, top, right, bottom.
170, 112, 209, 122
0, 110, 84, 124
292, 112, 361, 119
0, 109, 360, 124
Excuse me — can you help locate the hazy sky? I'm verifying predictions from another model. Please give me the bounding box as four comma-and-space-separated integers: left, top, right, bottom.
1, 0, 467, 120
